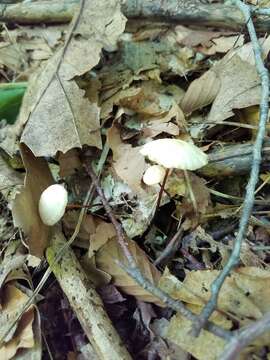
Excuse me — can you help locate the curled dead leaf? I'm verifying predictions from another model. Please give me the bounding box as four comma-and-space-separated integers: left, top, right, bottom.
181, 70, 220, 115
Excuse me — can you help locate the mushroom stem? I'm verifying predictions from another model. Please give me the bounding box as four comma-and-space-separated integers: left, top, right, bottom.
155, 168, 170, 215
183, 170, 197, 213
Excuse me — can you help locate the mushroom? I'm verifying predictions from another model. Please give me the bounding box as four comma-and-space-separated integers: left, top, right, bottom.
143, 165, 166, 186
140, 138, 208, 211
39, 184, 68, 226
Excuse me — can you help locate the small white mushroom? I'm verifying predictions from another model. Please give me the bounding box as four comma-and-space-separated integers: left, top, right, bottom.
143, 165, 166, 185
38, 184, 68, 226
140, 138, 208, 170
140, 138, 208, 212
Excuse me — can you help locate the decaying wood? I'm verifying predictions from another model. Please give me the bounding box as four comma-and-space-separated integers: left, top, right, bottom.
200, 141, 270, 177
1, 0, 270, 31
46, 228, 132, 360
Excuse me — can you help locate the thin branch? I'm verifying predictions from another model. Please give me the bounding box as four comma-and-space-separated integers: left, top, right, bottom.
83, 159, 232, 341
154, 226, 183, 267
192, 0, 270, 336
221, 312, 270, 360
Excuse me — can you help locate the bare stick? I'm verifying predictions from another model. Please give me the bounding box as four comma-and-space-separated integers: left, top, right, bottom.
1, 0, 270, 31
193, 0, 270, 336
83, 159, 232, 341
154, 226, 183, 267
221, 312, 270, 360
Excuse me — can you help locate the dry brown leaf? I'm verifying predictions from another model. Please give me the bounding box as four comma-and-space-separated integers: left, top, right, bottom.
0, 309, 35, 360
229, 36, 270, 66
0, 284, 34, 344
143, 122, 180, 138
18, 0, 126, 157
165, 315, 226, 360
197, 35, 244, 55
107, 124, 146, 193
159, 267, 270, 359
58, 148, 82, 177
89, 222, 116, 258
0, 254, 26, 291
11, 144, 54, 257
0, 25, 63, 75
58, 0, 126, 80
181, 70, 221, 115
101, 87, 141, 119
143, 101, 186, 138
174, 25, 235, 48
20, 69, 102, 156
208, 55, 261, 123
0, 155, 24, 190
95, 237, 163, 306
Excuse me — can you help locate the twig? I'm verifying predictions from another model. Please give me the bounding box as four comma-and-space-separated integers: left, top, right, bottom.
192, 0, 270, 336
154, 226, 183, 267
180, 248, 205, 270
220, 312, 270, 360
83, 159, 232, 341
84, 161, 137, 268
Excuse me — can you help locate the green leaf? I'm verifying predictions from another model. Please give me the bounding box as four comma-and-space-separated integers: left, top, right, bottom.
0, 82, 27, 124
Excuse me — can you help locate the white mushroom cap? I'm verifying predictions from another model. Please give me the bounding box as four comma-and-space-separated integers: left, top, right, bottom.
39, 184, 68, 226
143, 165, 166, 185
140, 138, 208, 170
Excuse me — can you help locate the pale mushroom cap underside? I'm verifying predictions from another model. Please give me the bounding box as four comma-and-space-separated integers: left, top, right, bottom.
140, 139, 208, 170
39, 184, 68, 226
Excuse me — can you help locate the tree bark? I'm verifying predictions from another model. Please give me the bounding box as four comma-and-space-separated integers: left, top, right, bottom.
200, 141, 270, 177
0, 0, 270, 31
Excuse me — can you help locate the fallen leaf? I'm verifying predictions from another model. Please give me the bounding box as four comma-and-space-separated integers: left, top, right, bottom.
107, 124, 146, 193
198, 35, 244, 55
229, 36, 270, 66
63, 211, 96, 244
0, 284, 34, 346
208, 55, 261, 123
0, 155, 24, 191
181, 70, 221, 115
20, 69, 102, 156
89, 221, 116, 258
95, 237, 163, 306
18, 0, 126, 157
159, 267, 270, 359
174, 25, 235, 48
165, 314, 226, 360
11, 144, 54, 257
58, 148, 82, 177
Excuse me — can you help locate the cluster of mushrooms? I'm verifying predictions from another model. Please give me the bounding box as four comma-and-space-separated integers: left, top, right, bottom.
38, 139, 208, 226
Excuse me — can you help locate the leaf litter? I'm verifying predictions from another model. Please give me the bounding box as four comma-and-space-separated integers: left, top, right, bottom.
1, 0, 270, 359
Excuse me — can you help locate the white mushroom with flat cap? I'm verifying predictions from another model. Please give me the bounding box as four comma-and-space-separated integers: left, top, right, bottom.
140, 138, 208, 170
140, 138, 208, 211
39, 184, 68, 226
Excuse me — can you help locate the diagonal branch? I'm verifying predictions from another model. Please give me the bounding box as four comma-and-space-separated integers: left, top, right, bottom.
83, 159, 232, 341
220, 312, 270, 360
192, 0, 270, 336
